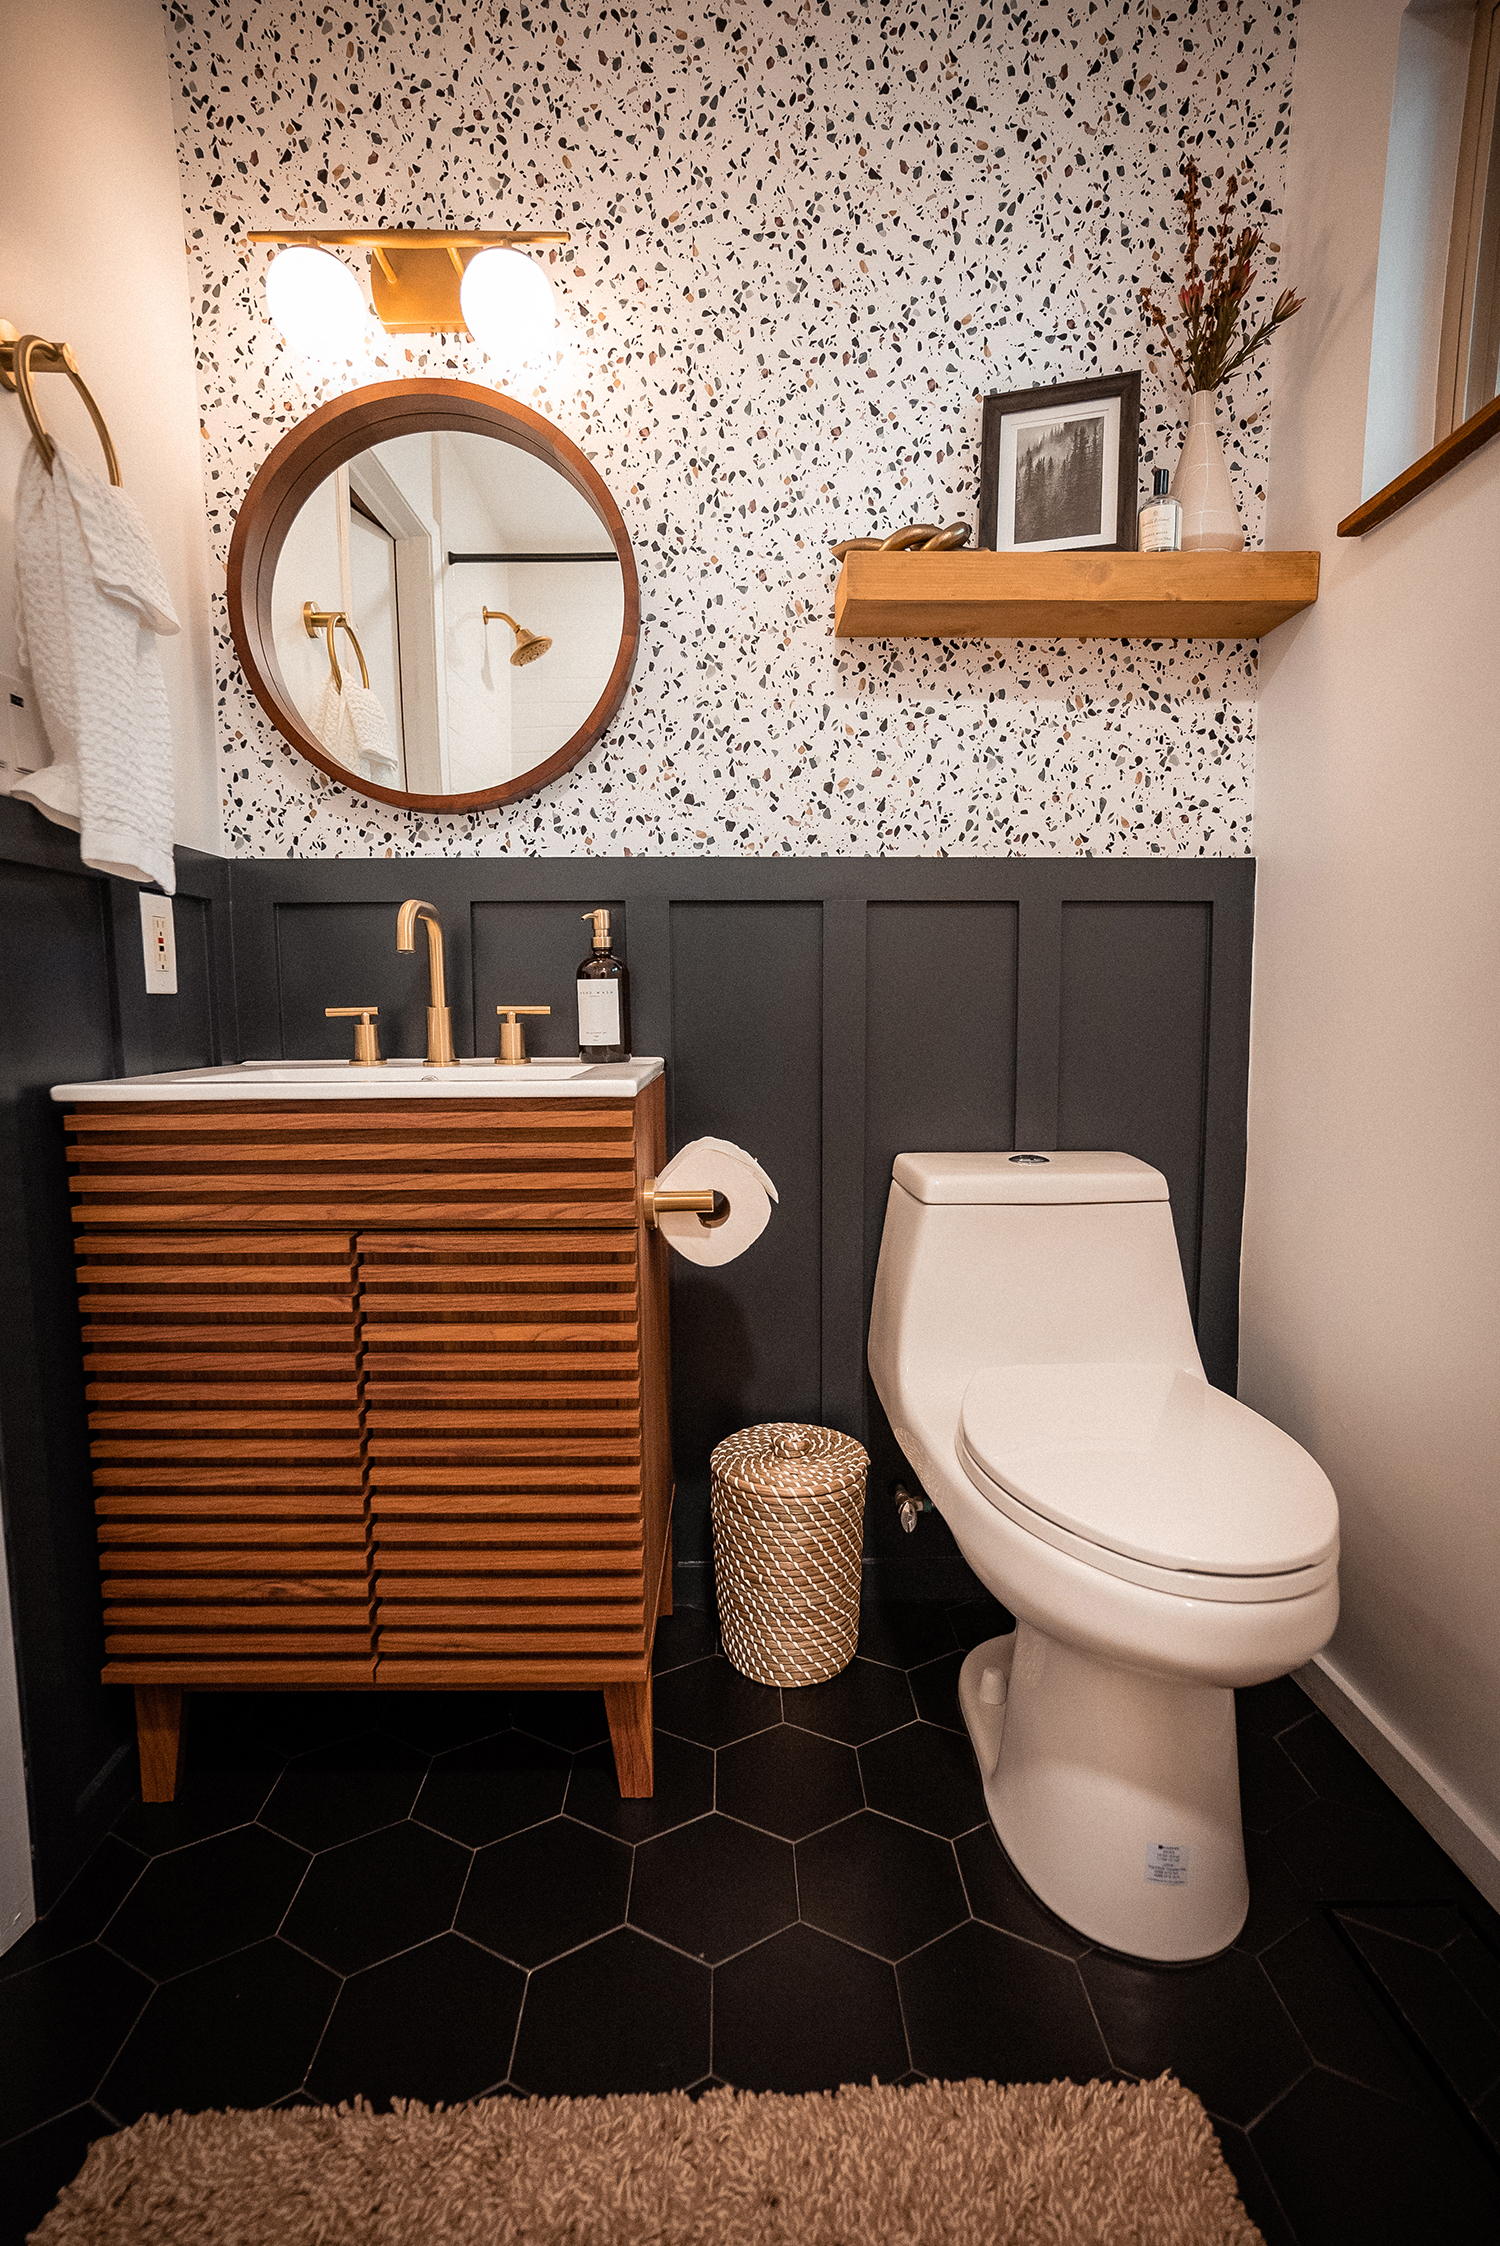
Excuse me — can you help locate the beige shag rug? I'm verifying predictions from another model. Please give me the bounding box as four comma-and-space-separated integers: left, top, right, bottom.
33, 2076, 1263, 2245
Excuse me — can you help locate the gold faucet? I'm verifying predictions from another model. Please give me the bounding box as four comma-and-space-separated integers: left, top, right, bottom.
396, 899, 456, 1065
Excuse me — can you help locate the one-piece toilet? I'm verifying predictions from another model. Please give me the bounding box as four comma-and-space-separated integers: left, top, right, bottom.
868, 1150, 1339, 1963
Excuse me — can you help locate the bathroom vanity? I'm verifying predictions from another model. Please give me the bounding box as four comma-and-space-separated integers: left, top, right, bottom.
50, 1060, 673, 1804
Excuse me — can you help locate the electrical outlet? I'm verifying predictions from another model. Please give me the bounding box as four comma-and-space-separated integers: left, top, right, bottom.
140, 893, 178, 995
0, 670, 47, 784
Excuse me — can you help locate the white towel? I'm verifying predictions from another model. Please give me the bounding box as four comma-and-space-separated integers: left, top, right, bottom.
11, 444, 178, 893
315, 672, 399, 783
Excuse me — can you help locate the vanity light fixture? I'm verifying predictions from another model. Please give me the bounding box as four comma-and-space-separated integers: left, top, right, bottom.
249, 228, 568, 348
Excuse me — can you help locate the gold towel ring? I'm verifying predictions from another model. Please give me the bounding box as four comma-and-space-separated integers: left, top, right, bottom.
303, 602, 371, 694
1, 331, 122, 487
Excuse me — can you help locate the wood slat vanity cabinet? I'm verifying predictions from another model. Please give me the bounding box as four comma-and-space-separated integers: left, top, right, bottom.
64, 1076, 673, 1801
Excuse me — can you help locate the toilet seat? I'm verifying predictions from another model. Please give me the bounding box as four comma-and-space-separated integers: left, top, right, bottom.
958, 1363, 1340, 1606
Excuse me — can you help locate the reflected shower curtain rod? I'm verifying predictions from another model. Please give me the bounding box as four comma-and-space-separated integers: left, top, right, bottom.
446, 550, 621, 563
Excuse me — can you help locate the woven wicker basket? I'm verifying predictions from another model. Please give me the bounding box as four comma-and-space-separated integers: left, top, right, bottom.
710, 1421, 869, 1687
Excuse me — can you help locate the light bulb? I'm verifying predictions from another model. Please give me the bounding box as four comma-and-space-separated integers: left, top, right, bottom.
459, 248, 556, 364
265, 247, 369, 358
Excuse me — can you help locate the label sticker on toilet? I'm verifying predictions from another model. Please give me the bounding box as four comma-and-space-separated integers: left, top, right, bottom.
1144, 1842, 1191, 1886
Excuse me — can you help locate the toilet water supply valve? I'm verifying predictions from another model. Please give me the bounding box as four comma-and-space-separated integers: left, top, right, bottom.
892, 1481, 933, 1534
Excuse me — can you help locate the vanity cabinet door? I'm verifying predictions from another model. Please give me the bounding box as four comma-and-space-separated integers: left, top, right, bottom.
360, 1227, 653, 1684
75, 1228, 374, 1684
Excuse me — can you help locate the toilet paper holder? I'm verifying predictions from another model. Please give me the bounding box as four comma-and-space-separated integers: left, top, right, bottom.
641, 1177, 721, 1229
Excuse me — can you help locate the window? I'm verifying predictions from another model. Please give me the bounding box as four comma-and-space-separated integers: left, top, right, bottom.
1438, 0, 1500, 431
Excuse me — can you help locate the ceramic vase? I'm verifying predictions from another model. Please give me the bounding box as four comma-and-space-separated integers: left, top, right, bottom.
1170, 389, 1245, 553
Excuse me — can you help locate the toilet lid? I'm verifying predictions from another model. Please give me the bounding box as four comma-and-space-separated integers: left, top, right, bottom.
958, 1363, 1338, 1579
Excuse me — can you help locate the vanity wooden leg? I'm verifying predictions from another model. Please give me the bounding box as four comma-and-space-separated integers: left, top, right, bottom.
135, 1685, 187, 1802
604, 1680, 654, 1797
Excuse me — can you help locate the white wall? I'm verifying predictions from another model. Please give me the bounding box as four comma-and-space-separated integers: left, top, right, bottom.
1244, 0, 1500, 1899
0, 0, 220, 855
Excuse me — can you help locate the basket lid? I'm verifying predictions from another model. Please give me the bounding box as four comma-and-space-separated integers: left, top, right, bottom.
711, 1421, 869, 1498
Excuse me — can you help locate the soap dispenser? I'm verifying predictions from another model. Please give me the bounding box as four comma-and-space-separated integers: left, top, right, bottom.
576, 908, 632, 1061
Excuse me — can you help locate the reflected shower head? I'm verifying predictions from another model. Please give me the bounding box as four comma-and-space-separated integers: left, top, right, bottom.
483, 608, 553, 667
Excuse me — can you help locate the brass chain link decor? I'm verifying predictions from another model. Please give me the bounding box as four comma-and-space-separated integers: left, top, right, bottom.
710, 1421, 869, 1687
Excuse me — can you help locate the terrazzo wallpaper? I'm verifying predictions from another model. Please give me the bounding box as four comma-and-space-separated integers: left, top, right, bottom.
163, 0, 1300, 858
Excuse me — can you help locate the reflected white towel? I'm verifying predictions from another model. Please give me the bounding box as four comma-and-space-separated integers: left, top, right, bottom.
11, 444, 178, 892
315, 673, 399, 783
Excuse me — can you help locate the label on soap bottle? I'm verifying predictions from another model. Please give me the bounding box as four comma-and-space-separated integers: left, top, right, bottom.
578, 980, 621, 1047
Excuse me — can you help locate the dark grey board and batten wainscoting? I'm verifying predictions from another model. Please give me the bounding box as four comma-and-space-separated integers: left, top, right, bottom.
0, 795, 1253, 1902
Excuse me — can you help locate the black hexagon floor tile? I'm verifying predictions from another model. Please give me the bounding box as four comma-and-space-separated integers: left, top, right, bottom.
629, 1814, 796, 1964
1078, 1944, 1312, 2127
898, 1921, 1110, 2086
456, 1818, 631, 1968
945, 1600, 1015, 1651
1252, 2066, 1500, 2244
97, 1938, 338, 2127
859, 1722, 986, 1837
651, 1608, 719, 1673
305, 1933, 524, 2109
511, 1927, 710, 2096
414, 1729, 571, 1848
713, 1924, 908, 2092
1271, 1794, 1470, 1905
281, 1820, 469, 1976
797, 1812, 968, 1961
1234, 1675, 1314, 1739
0, 2104, 113, 2246
566, 1729, 714, 1842
1259, 1914, 1442, 2107
373, 1693, 512, 1757
101, 1824, 309, 1982
0, 1837, 144, 1985
856, 1602, 957, 1670
907, 1649, 968, 1734
1234, 1830, 1313, 1958
715, 1723, 862, 1841
953, 1824, 1091, 1959
1237, 1726, 1318, 1837
259, 1734, 428, 1852
652, 1657, 781, 1748
0, 1946, 150, 2142
781, 1658, 914, 1746
508, 1691, 610, 1753
110, 1755, 281, 1858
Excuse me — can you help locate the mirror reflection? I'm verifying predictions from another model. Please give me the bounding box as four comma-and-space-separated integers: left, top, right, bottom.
271, 430, 625, 794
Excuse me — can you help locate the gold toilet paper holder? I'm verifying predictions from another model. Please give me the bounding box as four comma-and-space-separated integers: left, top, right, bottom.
641, 1178, 724, 1229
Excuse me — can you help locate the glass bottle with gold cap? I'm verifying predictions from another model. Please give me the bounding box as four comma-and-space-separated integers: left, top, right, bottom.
576, 908, 632, 1061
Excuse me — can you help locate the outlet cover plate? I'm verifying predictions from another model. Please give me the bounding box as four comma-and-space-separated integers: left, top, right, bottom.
140, 893, 178, 996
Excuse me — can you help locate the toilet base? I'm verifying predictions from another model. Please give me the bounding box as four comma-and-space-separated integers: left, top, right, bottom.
959, 1624, 1249, 1963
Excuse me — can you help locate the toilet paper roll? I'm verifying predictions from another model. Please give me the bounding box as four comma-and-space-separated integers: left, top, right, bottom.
654, 1135, 778, 1267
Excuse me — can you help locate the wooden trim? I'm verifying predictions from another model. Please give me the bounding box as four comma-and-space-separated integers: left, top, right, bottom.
833, 548, 1320, 640
225, 379, 640, 813
1337, 390, 1500, 538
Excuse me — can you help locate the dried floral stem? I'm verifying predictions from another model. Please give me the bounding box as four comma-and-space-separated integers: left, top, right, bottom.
1140, 158, 1304, 393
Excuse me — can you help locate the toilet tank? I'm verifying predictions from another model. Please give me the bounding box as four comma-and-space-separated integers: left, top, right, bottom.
868, 1152, 1204, 1429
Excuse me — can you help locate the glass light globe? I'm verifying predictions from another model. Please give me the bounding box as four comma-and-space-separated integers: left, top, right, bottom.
460, 248, 556, 364
265, 247, 369, 358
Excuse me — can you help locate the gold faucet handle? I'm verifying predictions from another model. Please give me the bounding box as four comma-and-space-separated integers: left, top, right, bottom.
495, 1005, 551, 1067
325, 1006, 384, 1067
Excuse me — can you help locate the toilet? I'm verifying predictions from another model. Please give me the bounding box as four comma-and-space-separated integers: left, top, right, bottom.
868, 1150, 1339, 1963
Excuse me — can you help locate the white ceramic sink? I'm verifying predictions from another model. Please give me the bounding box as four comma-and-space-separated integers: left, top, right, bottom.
52, 1057, 664, 1102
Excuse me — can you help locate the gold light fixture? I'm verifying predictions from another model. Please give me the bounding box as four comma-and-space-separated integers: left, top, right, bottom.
249, 228, 569, 344
483, 608, 553, 666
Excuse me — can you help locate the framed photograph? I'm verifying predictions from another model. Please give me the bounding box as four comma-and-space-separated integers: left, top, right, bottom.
978, 372, 1141, 553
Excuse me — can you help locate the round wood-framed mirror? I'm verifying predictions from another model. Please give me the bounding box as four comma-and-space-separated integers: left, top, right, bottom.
227, 379, 640, 812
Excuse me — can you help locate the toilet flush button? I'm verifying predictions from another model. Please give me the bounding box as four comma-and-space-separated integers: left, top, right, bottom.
1008, 1153, 1050, 1164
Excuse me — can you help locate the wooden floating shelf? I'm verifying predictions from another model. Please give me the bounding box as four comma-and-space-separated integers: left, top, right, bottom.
833, 548, 1320, 642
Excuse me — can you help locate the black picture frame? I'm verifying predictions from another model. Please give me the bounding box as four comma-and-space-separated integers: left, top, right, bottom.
978, 372, 1141, 554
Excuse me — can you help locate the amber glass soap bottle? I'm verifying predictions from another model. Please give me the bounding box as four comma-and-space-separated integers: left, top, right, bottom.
576, 908, 632, 1061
